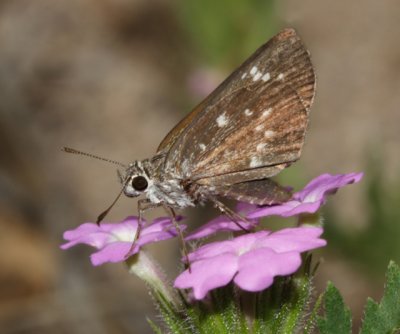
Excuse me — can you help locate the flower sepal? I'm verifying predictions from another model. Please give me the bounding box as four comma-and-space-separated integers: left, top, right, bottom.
126, 251, 182, 311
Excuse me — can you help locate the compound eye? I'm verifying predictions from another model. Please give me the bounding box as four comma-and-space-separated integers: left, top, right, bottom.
131, 175, 148, 191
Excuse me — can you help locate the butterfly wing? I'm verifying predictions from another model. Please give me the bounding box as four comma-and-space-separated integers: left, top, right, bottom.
215, 178, 292, 205
159, 28, 315, 185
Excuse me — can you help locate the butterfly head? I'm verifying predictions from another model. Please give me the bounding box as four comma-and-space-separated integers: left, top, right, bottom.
121, 161, 151, 198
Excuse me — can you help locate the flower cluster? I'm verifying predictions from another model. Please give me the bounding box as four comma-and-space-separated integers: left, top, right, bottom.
61, 216, 184, 266
175, 227, 326, 299
61, 173, 363, 299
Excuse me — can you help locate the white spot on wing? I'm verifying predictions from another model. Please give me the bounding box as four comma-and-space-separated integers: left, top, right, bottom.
252, 72, 262, 81
250, 156, 263, 168
199, 143, 206, 151
262, 108, 272, 118
244, 109, 253, 116
241, 72, 247, 79
278, 73, 284, 80
261, 73, 271, 82
216, 112, 228, 127
250, 66, 258, 75
256, 143, 267, 152
255, 124, 264, 131
264, 130, 274, 138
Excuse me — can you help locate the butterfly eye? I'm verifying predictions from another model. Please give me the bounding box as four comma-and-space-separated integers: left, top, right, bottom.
131, 175, 148, 191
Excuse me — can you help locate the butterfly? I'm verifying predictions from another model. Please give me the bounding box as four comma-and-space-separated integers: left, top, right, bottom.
64, 28, 315, 248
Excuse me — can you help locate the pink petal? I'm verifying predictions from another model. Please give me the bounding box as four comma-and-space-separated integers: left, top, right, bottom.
90, 242, 138, 266
255, 227, 327, 253
174, 253, 239, 299
62, 223, 101, 239
234, 248, 301, 291
295, 173, 363, 202
186, 215, 255, 241
187, 239, 238, 262
248, 173, 363, 219
61, 230, 111, 249
100, 218, 138, 234
187, 232, 271, 262
138, 228, 182, 246
143, 217, 178, 234
247, 201, 299, 219
186, 203, 259, 241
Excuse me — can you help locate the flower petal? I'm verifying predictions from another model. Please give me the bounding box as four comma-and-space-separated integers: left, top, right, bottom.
255, 227, 327, 253
139, 217, 185, 246
90, 242, 138, 266
294, 172, 363, 202
61, 224, 112, 249
174, 253, 239, 299
234, 248, 301, 291
248, 173, 363, 219
186, 202, 259, 241
187, 238, 237, 262
185, 215, 255, 241
187, 231, 271, 262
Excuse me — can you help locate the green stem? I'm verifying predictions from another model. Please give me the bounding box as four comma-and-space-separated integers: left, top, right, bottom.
126, 250, 181, 308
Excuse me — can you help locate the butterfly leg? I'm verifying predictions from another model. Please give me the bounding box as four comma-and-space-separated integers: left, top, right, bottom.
126, 199, 162, 257
210, 198, 256, 232
161, 204, 191, 272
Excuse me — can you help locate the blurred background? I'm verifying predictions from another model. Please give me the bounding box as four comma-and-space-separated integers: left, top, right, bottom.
0, 0, 399, 333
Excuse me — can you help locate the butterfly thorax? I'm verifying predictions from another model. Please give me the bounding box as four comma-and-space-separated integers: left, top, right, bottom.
122, 158, 196, 208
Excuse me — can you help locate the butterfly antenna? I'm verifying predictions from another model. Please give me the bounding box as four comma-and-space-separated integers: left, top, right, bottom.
96, 184, 127, 225
62, 147, 126, 168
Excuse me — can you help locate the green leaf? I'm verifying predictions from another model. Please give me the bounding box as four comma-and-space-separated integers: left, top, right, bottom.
361, 261, 400, 334
317, 282, 352, 334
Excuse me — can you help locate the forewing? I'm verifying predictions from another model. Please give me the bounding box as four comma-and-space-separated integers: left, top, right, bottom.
160, 28, 315, 182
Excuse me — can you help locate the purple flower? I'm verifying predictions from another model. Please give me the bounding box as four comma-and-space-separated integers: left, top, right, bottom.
174, 226, 326, 299
186, 173, 363, 240
61, 216, 183, 266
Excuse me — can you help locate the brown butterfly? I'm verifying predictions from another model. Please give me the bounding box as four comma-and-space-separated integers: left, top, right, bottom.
64, 28, 315, 247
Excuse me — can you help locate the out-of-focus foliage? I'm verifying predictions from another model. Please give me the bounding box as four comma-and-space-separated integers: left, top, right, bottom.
177, 0, 278, 68
324, 153, 400, 276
